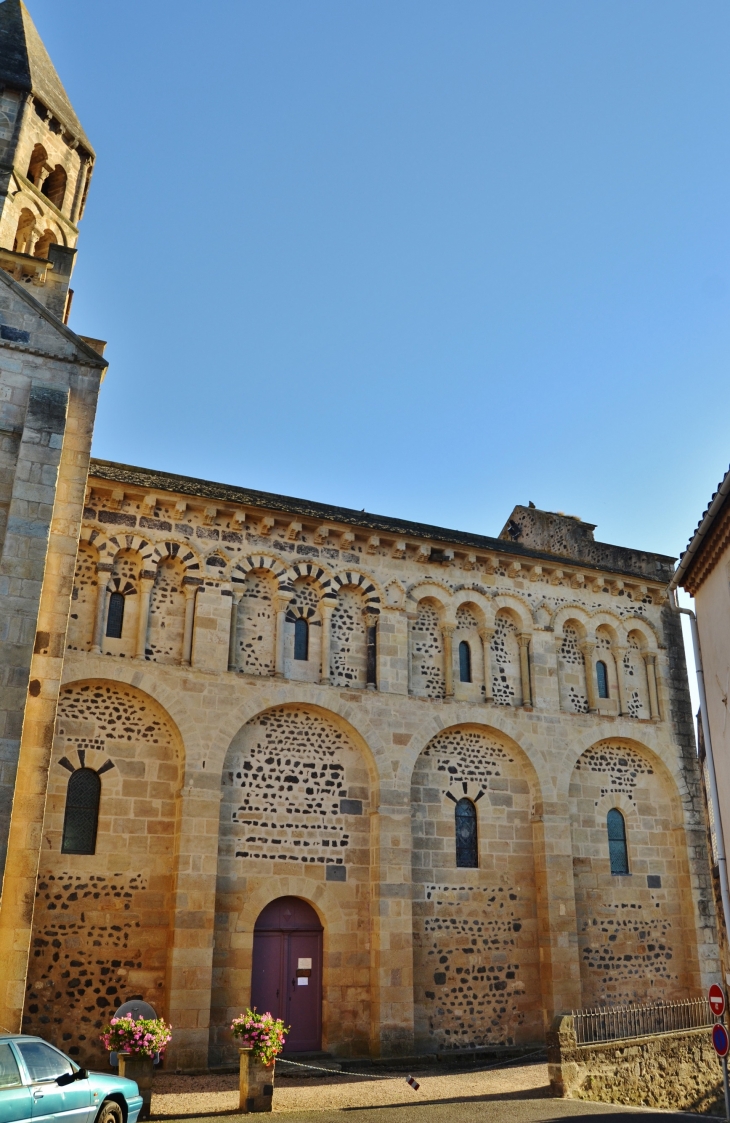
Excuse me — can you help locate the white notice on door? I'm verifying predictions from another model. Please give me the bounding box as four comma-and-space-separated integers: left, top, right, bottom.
297, 977, 308, 985
298, 958, 312, 969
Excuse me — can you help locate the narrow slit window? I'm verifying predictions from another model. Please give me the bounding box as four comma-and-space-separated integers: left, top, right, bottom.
607, 808, 629, 875
596, 660, 609, 699
366, 624, 377, 686
455, 797, 478, 868
459, 641, 471, 683
61, 768, 101, 855
106, 591, 125, 638
294, 617, 309, 661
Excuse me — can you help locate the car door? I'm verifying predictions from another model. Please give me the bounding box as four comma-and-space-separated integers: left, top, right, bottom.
0, 1042, 32, 1123
13, 1043, 90, 1123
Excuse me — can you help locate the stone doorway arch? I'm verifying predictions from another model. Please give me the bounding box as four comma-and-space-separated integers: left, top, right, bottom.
252, 897, 323, 1053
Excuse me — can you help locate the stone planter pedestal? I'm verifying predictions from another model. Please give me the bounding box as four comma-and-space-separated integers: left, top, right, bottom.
118, 1054, 154, 1120
239, 1047, 275, 1112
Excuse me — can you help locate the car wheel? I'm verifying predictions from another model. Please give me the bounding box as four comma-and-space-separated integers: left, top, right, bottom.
96, 1100, 124, 1123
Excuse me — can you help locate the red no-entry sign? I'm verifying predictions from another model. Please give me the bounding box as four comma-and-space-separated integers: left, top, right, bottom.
713, 1023, 729, 1058
710, 984, 726, 1018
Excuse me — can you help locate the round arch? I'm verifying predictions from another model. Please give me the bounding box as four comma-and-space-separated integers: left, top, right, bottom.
568, 735, 703, 1006
409, 720, 543, 1051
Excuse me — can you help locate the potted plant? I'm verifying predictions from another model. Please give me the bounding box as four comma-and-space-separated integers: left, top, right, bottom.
231, 1009, 288, 1113
100, 1014, 172, 1120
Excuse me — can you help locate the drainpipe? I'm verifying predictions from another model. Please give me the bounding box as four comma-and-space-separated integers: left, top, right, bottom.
668, 588, 730, 955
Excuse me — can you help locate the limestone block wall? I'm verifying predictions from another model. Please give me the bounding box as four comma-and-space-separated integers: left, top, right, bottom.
12, 467, 717, 1070
0, 276, 106, 1036
22, 680, 182, 1067
210, 705, 372, 1064
411, 726, 541, 1051
570, 740, 700, 1006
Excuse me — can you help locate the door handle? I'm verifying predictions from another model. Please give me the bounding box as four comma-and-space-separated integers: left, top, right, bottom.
33, 1091, 44, 1099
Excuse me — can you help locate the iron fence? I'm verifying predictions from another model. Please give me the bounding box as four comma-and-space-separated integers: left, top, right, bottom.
571, 998, 714, 1045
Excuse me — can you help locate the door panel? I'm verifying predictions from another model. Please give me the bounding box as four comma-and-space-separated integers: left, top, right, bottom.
251, 931, 285, 1022
14, 1043, 90, 1123
0, 1087, 32, 1123
0, 1043, 31, 1123
284, 932, 322, 1052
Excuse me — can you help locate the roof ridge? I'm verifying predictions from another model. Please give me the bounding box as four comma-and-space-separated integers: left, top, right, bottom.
0, 0, 93, 153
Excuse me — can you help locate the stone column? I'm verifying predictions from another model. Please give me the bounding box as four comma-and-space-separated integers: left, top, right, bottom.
118, 1055, 153, 1119
644, 652, 660, 719
238, 1049, 274, 1113
517, 634, 532, 707
70, 157, 91, 225
90, 564, 111, 654
532, 802, 583, 1029
165, 774, 221, 1072
369, 799, 415, 1057
182, 582, 198, 666
135, 576, 154, 659
274, 595, 289, 678
228, 589, 243, 672
613, 645, 628, 715
579, 640, 597, 712
478, 626, 494, 702
441, 623, 455, 697
406, 611, 417, 694
319, 603, 333, 685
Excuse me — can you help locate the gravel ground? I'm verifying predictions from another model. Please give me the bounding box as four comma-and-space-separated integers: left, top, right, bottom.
150, 1058, 550, 1116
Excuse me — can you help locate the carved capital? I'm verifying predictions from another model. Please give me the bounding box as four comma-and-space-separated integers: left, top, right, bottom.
517, 633, 531, 648
579, 640, 596, 658
477, 626, 495, 643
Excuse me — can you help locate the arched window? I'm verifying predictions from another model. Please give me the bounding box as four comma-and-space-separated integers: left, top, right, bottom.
26, 142, 47, 185
42, 164, 67, 210
607, 808, 629, 875
13, 208, 35, 254
294, 616, 309, 661
106, 591, 125, 639
459, 640, 471, 683
596, 660, 609, 699
33, 229, 56, 260
455, 797, 478, 868
61, 768, 101, 854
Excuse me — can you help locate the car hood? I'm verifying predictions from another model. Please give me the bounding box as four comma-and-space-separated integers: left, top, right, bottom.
86, 1071, 140, 1098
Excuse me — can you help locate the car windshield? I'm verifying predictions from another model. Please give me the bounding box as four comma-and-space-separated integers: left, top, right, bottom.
15, 1041, 73, 1083
0, 1044, 21, 1088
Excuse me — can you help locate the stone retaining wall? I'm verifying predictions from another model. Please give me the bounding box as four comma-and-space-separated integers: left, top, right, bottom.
547, 1014, 724, 1114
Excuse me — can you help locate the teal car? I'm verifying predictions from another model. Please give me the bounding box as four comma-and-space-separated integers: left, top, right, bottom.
0, 1036, 143, 1123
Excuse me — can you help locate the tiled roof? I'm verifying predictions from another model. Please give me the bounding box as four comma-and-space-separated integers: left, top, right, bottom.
680, 465, 730, 561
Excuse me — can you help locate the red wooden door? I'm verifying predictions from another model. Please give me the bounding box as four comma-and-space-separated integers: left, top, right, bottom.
251, 897, 322, 1053
250, 931, 285, 1021
284, 930, 322, 1052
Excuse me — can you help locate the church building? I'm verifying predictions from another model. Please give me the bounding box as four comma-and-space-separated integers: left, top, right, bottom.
0, 0, 719, 1073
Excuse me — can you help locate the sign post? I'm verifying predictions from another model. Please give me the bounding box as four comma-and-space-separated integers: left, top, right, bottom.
710, 986, 730, 1121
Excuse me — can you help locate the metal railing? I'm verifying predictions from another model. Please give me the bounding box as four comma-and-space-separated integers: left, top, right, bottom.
571, 998, 714, 1044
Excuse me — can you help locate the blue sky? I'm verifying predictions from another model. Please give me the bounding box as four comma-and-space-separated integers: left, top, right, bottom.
25, 0, 730, 568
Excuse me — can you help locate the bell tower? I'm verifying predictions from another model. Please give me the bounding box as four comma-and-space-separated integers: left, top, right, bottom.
0, 0, 94, 302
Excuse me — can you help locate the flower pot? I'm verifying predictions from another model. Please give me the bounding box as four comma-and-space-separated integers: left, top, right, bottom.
118, 1053, 154, 1120
239, 1047, 275, 1113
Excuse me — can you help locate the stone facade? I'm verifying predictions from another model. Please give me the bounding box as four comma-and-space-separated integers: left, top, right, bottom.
0, 0, 721, 1082
0, 0, 107, 1039
12, 460, 718, 1072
